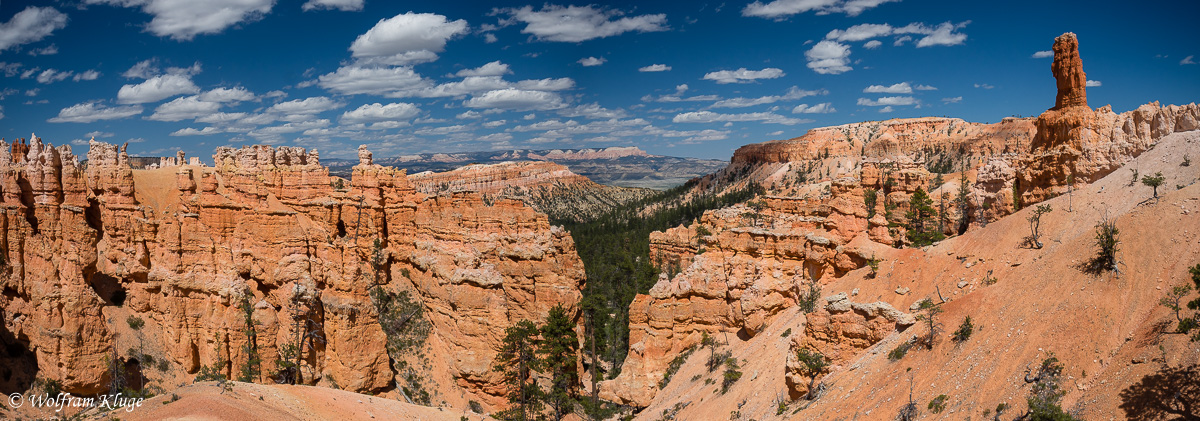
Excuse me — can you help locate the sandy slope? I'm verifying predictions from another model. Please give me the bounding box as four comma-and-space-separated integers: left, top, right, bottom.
639, 131, 1200, 420
107, 381, 491, 421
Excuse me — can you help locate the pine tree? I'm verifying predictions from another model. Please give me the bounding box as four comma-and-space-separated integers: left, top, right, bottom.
494, 320, 545, 421
955, 169, 971, 234
237, 290, 262, 383
539, 306, 579, 421
906, 187, 945, 247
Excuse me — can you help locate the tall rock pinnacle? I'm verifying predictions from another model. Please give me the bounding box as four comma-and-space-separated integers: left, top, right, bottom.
1051, 32, 1087, 109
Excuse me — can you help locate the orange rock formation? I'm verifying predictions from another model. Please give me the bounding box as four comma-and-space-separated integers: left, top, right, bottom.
0, 139, 583, 410
1051, 32, 1087, 110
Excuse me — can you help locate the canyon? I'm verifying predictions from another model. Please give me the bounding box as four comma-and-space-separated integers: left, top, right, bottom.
0, 139, 584, 413
1, 32, 1198, 420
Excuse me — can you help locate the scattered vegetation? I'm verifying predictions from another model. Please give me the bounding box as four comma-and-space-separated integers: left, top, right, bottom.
1160, 263, 1200, 341
1024, 204, 1052, 249
560, 181, 763, 384
720, 357, 743, 394
864, 188, 878, 220
1022, 355, 1079, 420
660, 344, 696, 389
952, 316, 975, 343
236, 290, 262, 383
867, 255, 880, 278
1012, 182, 1023, 211
927, 394, 948, 414
494, 310, 583, 421
1141, 171, 1166, 199
369, 239, 433, 405
494, 320, 543, 421
1183, 155, 1192, 167
956, 169, 971, 234
1085, 214, 1120, 274
794, 348, 829, 400
905, 187, 945, 247
897, 373, 919, 421
983, 269, 998, 286
540, 305, 580, 421
888, 341, 913, 361
780, 328, 792, 338
126, 315, 145, 330
194, 332, 228, 387
798, 282, 821, 313
915, 299, 944, 350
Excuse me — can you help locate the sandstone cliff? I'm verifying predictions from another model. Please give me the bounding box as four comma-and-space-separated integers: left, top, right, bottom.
0, 139, 584, 411
601, 32, 1200, 411
408, 161, 654, 223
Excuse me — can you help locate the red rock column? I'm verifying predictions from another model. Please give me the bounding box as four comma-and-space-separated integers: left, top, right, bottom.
1051, 32, 1087, 110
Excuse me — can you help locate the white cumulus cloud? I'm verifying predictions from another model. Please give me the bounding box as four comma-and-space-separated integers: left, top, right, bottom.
792, 103, 836, 113
639, 64, 672, 72
170, 126, 222, 136
148, 96, 221, 121
340, 102, 421, 124
863, 82, 912, 94
672, 110, 809, 125
805, 40, 851, 74
742, 0, 897, 19
498, 5, 667, 42
0, 7, 68, 52
455, 61, 511, 77
710, 87, 826, 108
48, 102, 143, 123
1032, 50, 1053, 58
1085, 80, 1102, 87
578, 57, 606, 66
267, 96, 342, 115
85, 0, 274, 41
117, 74, 200, 104
37, 69, 72, 84
318, 65, 431, 96
74, 70, 101, 81
350, 12, 468, 65
198, 87, 255, 103
856, 96, 916, 106
702, 67, 784, 84
302, 0, 364, 12
463, 89, 567, 111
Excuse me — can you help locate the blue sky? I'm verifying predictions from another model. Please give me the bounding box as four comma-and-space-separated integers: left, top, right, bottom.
0, 0, 1197, 160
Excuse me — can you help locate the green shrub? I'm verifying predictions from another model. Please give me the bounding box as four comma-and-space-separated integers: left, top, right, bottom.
928, 394, 948, 414
720, 358, 742, 394
659, 346, 696, 388
799, 282, 821, 313
126, 315, 145, 330
888, 341, 912, 361
952, 316, 974, 343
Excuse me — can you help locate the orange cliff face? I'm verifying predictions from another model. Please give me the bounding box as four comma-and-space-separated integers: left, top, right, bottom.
600, 32, 1200, 409
730, 117, 1037, 166
1019, 33, 1200, 204
0, 138, 584, 410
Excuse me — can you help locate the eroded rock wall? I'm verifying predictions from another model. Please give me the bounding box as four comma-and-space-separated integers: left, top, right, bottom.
0, 140, 583, 408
